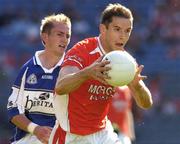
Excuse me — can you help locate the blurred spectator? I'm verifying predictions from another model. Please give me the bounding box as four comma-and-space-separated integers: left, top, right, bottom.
149, 74, 162, 114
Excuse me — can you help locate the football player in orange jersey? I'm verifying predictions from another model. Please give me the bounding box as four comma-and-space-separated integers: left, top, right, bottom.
50, 3, 153, 144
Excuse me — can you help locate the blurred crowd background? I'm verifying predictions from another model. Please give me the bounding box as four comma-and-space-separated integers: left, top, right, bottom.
0, 0, 179, 143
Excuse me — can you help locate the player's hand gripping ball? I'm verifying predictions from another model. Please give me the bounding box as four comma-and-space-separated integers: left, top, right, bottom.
103, 51, 136, 87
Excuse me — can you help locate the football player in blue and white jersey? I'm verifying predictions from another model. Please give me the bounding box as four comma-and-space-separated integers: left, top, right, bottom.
7, 13, 71, 144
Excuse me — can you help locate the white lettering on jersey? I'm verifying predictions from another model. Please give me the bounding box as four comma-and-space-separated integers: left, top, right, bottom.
41, 75, 53, 80
88, 84, 114, 101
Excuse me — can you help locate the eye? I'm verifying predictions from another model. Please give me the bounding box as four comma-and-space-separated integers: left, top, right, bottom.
66, 34, 70, 39
126, 28, 131, 33
57, 33, 63, 36
115, 27, 120, 31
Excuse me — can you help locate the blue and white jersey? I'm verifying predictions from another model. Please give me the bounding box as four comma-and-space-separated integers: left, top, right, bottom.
7, 50, 64, 143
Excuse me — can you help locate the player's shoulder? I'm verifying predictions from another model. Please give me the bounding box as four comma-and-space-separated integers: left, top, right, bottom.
72, 37, 98, 52
79, 37, 97, 46
13, 57, 34, 81
18, 57, 36, 74
22, 57, 34, 69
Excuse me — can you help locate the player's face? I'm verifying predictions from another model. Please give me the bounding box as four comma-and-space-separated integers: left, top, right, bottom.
101, 16, 132, 52
44, 22, 71, 56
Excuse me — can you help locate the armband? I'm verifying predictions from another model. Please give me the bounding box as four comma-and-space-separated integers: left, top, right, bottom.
27, 122, 38, 134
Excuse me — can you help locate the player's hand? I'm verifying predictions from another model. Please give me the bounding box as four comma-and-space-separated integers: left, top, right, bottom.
34, 126, 52, 144
86, 56, 111, 85
128, 65, 147, 87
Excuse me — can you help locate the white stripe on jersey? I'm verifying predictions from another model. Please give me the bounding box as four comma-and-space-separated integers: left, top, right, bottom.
54, 94, 70, 131
17, 67, 28, 114
7, 87, 19, 109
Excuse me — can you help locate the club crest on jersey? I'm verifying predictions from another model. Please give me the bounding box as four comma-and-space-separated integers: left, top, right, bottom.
27, 73, 37, 84
67, 55, 83, 63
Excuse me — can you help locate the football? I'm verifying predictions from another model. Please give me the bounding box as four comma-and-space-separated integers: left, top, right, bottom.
103, 50, 136, 86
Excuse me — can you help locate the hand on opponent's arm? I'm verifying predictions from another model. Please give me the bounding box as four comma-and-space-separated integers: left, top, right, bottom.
11, 114, 52, 144
34, 125, 52, 144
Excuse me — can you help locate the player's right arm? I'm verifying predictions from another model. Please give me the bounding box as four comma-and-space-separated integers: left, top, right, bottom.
128, 65, 153, 109
55, 57, 111, 95
11, 115, 52, 144
7, 65, 51, 144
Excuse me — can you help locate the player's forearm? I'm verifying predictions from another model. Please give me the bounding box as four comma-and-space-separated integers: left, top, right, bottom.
11, 114, 38, 133
128, 81, 153, 109
55, 68, 89, 95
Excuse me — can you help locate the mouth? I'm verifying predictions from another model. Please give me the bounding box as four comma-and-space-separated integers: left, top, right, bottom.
59, 44, 66, 49
115, 43, 124, 47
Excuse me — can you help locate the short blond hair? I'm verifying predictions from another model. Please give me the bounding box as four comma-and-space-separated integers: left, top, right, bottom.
40, 13, 71, 35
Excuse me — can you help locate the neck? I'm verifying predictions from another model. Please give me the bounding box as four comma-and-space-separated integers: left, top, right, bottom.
39, 51, 62, 69
99, 35, 110, 54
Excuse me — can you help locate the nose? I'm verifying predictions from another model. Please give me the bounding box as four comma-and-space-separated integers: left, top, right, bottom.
61, 35, 69, 44
119, 30, 126, 40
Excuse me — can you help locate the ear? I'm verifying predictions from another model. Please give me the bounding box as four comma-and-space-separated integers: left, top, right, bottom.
41, 33, 48, 45
99, 24, 107, 35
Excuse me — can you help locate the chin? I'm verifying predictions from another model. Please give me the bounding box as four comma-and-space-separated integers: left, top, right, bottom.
54, 51, 62, 57
118, 47, 124, 51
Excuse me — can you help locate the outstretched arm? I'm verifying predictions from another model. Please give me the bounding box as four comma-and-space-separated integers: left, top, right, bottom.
128, 65, 153, 109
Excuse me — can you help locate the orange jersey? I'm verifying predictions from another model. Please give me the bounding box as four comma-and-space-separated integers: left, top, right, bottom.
108, 86, 132, 137
56, 37, 115, 135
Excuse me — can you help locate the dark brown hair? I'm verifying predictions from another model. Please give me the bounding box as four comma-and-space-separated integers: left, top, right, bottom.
100, 3, 133, 27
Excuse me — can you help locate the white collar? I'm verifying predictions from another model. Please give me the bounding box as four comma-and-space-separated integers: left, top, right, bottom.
33, 50, 65, 73
97, 36, 106, 55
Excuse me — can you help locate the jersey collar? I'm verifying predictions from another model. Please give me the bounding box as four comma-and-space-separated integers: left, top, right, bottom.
33, 50, 65, 73
97, 36, 106, 56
